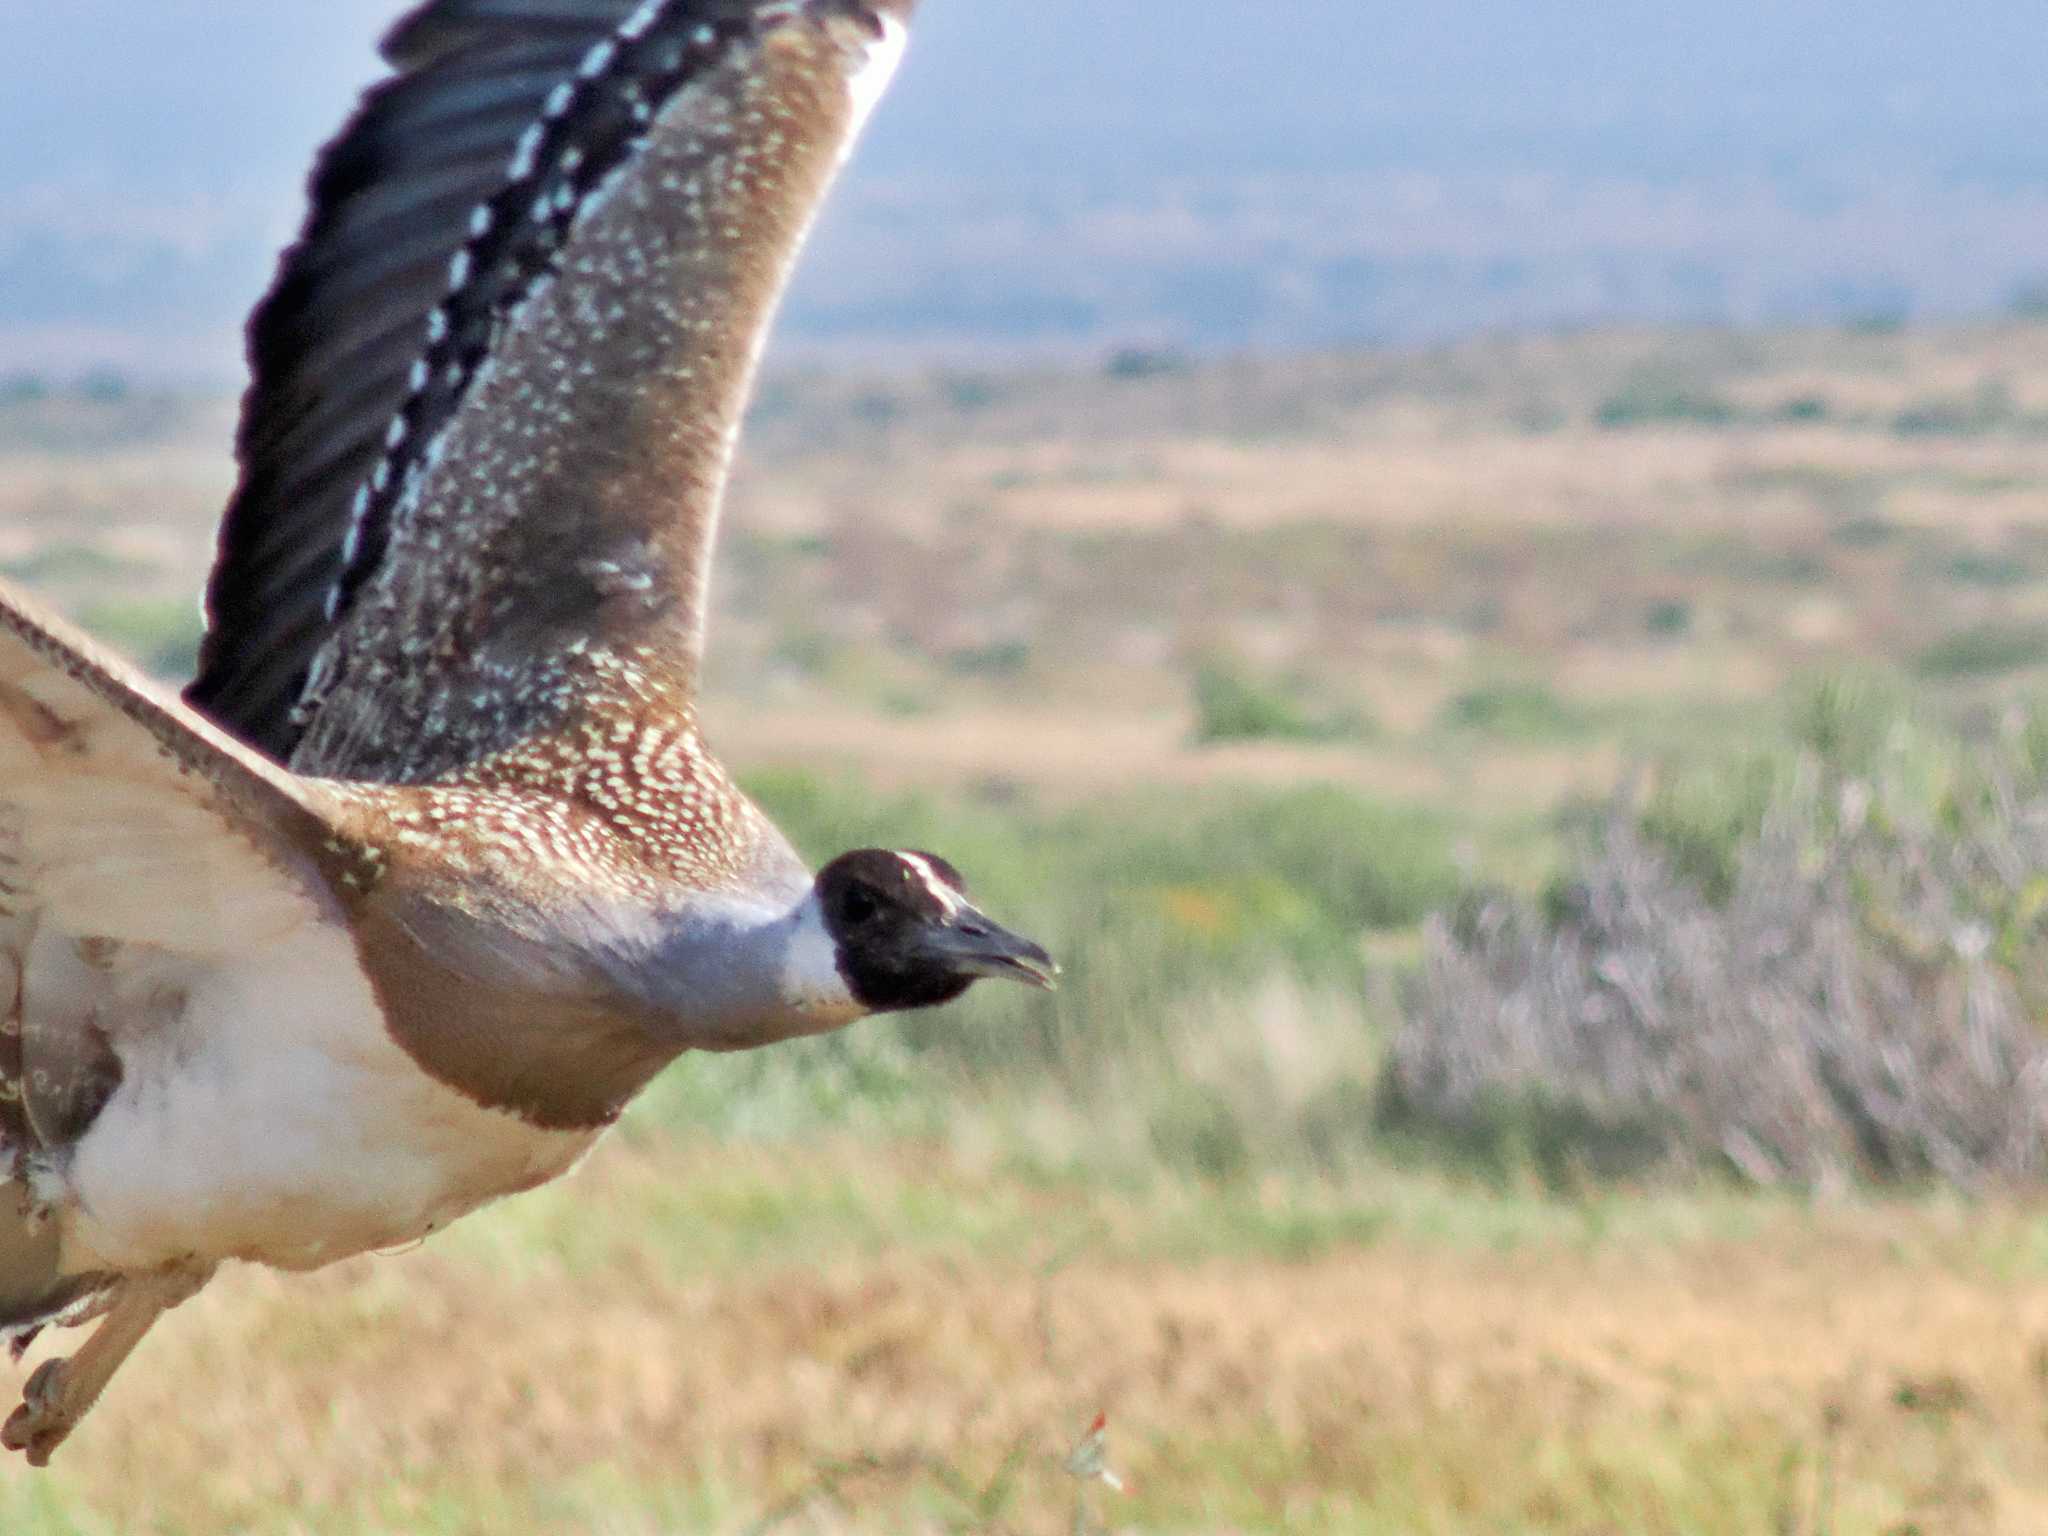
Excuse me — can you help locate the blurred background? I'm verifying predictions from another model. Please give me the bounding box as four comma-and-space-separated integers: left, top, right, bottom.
5, 2, 2048, 1532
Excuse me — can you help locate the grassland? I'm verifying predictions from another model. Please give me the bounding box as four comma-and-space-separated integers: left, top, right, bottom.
14, 1144, 2048, 1535
4, 322, 2048, 1530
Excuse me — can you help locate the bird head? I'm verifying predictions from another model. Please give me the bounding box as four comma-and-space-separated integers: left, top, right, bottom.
811, 848, 1057, 1012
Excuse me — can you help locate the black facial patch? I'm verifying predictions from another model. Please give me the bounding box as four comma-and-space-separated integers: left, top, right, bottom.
815, 848, 975, 1013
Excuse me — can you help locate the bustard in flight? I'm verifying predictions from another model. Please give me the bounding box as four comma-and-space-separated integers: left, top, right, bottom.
0, 0, 1053, 1464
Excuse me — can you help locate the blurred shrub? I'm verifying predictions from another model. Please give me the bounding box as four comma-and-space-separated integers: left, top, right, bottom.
1892, 381, 2015, 438
1190, 660, 1369, 745
1916, 620, 2048, 679
1670, 538, 1828, 586
1595, 383, 1738, 429
1388, 687, 2048, 1189
946, 640, 1032, 679
1938, 552, 2033, 589
937, 372, 1002, 412
2012, 279, 2048, 320
1635, 756, 1775, 905
1830, 515, 1900, 549
79, 368, 131, 404
1105, 347, 1191, 381
851, 390, 903, 427
1643, 600, 1692, 638
770, 628, 836, 678
1772, 395, 1830, 424
1437, 681, 1589, 742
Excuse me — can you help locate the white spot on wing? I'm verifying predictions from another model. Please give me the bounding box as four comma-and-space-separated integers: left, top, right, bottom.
619, 0, 667, 40
509, 123, 546, 181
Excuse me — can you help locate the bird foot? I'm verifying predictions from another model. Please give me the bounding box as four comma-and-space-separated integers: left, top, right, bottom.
2, 1357, 75, 1466
0, 1264, 209, 1465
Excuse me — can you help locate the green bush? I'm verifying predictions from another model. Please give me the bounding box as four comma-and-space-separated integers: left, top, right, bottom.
2012, 279, 2048, 320
1938, 552, 2032, 588
946, 640, 1032, 679
1772, 395, 1830, 424
1438, 681, 1589, 741
1190, 660, 1367, 744
1644, 600, 1692, 638
1637, 759, 1775, 905
1916, 621, 2048, 679
1105, 347, 1190, 381
1595, 384, 1738, 429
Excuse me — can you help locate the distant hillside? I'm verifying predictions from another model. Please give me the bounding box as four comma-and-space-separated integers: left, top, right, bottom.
2, 0, 2045, 379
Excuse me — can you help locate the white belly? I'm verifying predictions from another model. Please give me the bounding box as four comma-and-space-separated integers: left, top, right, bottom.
56, 918, 599, 1274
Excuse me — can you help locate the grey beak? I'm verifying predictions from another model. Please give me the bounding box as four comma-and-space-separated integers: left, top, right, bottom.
917, 906, 1060, 990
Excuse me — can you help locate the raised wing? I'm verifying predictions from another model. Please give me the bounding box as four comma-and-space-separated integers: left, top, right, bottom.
0, 582, 348, 1164
186, 0, 916, 781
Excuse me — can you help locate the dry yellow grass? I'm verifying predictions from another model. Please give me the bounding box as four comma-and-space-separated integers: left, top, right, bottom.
6, 1139, 2048, 1533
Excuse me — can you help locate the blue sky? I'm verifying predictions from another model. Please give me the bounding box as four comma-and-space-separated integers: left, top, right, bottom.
8, 1, 2045, 193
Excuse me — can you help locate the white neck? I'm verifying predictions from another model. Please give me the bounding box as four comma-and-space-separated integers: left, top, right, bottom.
597, 887, 865, 1051
776, 889, 868, 1027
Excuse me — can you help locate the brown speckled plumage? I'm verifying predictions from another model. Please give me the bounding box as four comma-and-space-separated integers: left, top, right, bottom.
327, 705, 787, 906
246, 6, 897, 793
0, 0, 975, 1466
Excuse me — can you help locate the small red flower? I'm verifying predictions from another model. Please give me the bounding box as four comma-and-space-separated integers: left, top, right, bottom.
1063, 1412, 1126, 1494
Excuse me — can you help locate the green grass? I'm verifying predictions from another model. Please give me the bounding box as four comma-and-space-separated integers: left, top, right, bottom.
1435, 681, 1591, 742
1189, 659, 1372, 744
1915, 619, 2048, 679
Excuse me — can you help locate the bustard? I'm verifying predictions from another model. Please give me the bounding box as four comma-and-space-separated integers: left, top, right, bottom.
0, 0, 1053, 1464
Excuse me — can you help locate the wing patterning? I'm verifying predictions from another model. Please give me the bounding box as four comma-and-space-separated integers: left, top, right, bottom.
186, 0, 916, 781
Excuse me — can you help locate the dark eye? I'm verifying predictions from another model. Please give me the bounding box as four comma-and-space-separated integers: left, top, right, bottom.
836, 881, 881, 927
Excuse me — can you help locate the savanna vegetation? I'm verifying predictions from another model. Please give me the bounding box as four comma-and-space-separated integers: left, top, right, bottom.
5, 319, 2048, 1531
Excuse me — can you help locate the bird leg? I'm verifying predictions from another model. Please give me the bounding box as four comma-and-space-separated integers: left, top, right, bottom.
1, 1264, 209, 1465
